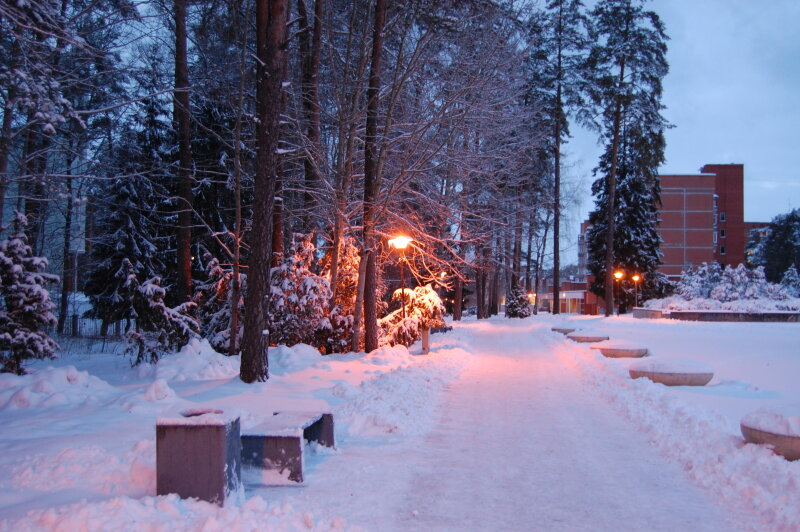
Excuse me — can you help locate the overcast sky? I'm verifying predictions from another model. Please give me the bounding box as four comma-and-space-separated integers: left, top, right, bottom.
563, 0, 800, 263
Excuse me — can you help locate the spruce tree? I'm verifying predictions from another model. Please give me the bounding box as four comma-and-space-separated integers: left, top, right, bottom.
0, 213, 58, 374
505, 284, 533, 318
585, 0, 669, 313
84, 175, 164, 334
781, 264, 800, 297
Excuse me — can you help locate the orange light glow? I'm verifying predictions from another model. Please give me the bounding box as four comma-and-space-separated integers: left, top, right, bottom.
388, 236, 413, 250
631, 274, 641, 282
613, 270, 624, 280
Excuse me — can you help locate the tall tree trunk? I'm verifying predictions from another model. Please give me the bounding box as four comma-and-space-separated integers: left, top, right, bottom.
328, 197, 344, 311
362, 0, 386, 353
553, 79, 562, 314
241, 0, 289, 383
0, 87, 15, 226
57, 158, 73, 334
229, 8, 247, 358
22, 120, 47, 255
299, 0, 323, 232
351, 249, 368, 351
604, 58, 625, 316
453, 275, 463, 321
174, 0, 193, 302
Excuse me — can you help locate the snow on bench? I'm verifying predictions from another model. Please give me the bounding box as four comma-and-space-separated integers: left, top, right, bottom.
551, 327, 576, 335
741, 404, 800, 461
628, 359, 714, 386
566, 330, 609, 343
241, 411, 334, 484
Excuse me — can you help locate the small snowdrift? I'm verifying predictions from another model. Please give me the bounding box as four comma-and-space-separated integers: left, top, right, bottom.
333, 345, 470, 439
269, 343, 327, 375
147, 339, 241, 382
0, 365, 118, 410
12, 439, 155, 498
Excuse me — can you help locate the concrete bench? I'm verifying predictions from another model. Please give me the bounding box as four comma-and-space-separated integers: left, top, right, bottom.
241, 411, 334, 483
628, 360, 714, 386
551, 327, 576, 335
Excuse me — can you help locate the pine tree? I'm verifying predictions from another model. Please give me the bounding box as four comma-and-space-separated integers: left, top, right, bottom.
505, 284, 533, 318
530, 0, 590, 314
750, 209, 800, 282
585, 0, 669, 314
0, 213, 58, 374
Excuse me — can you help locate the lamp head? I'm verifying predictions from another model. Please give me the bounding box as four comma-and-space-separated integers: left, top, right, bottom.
632, 274, 641, 282
388, 236, 413, 250
613, 270, 624, 280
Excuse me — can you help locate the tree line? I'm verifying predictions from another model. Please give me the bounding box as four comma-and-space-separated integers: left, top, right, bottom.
0, 0, 669, 377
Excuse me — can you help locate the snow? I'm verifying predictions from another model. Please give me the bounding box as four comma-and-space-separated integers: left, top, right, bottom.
629, 358, 714, 374
742, 404, 800, 437
1, 315, 800, 530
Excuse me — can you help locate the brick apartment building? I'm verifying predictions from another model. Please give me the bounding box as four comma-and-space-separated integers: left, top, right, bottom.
544, 163, 768, 313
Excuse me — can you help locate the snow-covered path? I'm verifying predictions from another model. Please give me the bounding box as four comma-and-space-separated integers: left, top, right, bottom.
382, 321, 739, 531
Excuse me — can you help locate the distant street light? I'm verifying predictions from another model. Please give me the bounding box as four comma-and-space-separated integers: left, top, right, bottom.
631, 274, 641, 308
388, 236, 413, 319
613, 270, 624, 315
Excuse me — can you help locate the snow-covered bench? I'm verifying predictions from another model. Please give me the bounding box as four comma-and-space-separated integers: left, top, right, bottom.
241, 411, 334, 483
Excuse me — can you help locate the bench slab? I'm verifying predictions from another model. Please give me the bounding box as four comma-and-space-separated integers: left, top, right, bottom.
241, 412, 334, 483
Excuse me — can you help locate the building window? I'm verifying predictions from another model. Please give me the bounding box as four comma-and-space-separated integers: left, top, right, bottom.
720, 212, 726, 222
713, 231, 718, 244
720, 245, 726, 255
720, 229, 726, 238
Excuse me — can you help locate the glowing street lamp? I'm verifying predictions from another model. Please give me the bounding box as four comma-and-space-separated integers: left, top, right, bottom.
613, 270, 624, 315
388, 236, 413, 319
631, 274, 641, 308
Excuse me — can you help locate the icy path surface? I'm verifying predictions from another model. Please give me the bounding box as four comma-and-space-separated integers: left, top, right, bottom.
380, 321, 740, 532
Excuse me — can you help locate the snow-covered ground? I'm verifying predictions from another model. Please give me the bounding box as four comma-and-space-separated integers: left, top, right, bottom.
1, 315, 799, 531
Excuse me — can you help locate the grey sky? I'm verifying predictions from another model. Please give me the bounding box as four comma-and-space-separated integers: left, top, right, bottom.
563, 0, 800, 263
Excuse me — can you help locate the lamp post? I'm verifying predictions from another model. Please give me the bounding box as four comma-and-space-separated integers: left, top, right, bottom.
631, 274, 641, 308
388, 236, 413, 319
613, 270, 624, 315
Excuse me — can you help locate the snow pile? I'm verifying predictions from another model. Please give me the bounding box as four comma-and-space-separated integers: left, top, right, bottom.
149, 339, 240, 382
742, 404, 800, 437
564, 338, 800, 531
269, 343, 325, 375
5, 495, 353, 532
0, 365, 118, 410
12, 439, 155, 497
143, 379, 176, 402
334, 345, 470, 438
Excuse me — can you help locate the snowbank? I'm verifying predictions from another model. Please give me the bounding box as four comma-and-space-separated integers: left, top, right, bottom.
559, 318, 800, 531
0, 365, 118, 410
